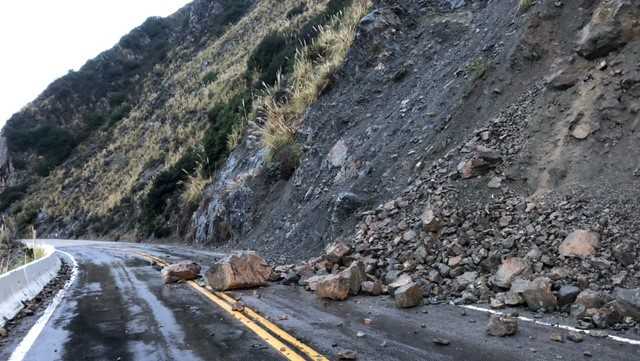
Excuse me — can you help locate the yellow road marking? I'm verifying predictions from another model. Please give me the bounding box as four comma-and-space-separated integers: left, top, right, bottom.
136, 252, 329, 361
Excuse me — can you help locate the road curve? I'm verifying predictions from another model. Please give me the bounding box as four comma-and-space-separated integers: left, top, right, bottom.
2, 240, 639, 361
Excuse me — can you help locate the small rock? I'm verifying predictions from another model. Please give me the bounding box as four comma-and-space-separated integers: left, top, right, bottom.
361, 280, 383, 296
550, 333, 564, 343
487, 315, 518, 337
356, 331, 366, 338
337, 350, 358, 360
421, 206, 442, 233
567, 332, 584, 343
432, 337, 450, 346
0, 327, 7, 338
326, 241, 352, 262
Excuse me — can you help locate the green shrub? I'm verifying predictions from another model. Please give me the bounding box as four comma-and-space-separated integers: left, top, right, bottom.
0, 184, 28, 212
202, 71, 218, 84
109, 103, 131, 124
86, 112, 107, 129
247, 0, 353, 87
141, 150, 200, 235
203, 91, 252, 172
267, 143, 302, 180
247, 31, 296, 86
5, 124, 78, 176
287, 3, 307, 19
219, 0, 253, 26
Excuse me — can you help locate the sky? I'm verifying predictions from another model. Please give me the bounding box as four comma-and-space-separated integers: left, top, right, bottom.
0, 0, 192, 128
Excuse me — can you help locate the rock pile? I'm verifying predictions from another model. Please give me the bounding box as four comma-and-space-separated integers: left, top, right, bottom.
278, 83, 640, 331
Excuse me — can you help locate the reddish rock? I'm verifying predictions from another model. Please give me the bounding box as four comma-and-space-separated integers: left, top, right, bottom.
559, 230, 599, 257
161, 261, 201, 284
325, 241, 352, 262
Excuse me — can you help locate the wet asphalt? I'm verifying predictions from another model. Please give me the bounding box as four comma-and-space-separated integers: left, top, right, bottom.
3, 240, 640, 361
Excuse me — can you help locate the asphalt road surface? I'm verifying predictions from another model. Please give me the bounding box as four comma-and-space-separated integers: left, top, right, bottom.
2, 240, 640, 361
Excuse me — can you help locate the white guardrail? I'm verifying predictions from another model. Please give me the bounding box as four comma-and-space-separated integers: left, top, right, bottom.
0, 243, 62, 328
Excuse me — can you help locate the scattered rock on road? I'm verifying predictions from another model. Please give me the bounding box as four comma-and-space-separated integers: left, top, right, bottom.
161, 261, 201, 284
206, 252, 272, 291
337, 349, 358, 360
0, 327, 7, 338
487, 315, 518, 337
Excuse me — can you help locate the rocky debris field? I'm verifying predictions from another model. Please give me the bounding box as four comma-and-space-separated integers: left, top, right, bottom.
264, 0, 640, 337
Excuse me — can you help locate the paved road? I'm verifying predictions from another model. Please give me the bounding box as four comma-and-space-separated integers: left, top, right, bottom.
2, 240, 640, 361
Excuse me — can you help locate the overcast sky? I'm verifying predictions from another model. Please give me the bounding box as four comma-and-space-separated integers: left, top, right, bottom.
0, 0, 192, 128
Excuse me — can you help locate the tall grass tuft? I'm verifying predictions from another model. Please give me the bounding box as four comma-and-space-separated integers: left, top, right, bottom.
258, 0, 371, 156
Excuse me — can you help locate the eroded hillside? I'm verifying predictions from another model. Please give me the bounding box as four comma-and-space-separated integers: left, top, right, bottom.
2, 0, 640, 280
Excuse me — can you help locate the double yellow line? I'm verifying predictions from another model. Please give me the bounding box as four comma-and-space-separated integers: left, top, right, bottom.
136, 252, 329, 361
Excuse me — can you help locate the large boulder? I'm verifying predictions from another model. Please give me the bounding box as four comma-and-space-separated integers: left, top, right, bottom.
206, 253, 272, 291
522, 277, 558, 312
394, 282, 423, 308
577, 0, 640, 59
161, 261, 201, 284
316, 274, 351, 301
342, 261, 366, 295
492, 257, 530, 288
559, 230, 599, 257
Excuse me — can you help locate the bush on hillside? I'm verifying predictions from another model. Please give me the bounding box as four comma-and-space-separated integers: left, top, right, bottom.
0, 184, 28, 212
246, 0, 353, 87
141, 150, 201, 235
203, 91, 252, 172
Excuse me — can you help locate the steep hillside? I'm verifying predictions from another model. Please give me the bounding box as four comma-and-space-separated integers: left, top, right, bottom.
2, 0, 640, 292
1, 0, 360, 239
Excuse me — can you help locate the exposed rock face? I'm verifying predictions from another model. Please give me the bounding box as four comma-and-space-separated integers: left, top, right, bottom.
206, 253, 272, 291
487, 315, 518, 337
577, 0, 640, 59
559, 230, 600, 257
161, 261, 201, 284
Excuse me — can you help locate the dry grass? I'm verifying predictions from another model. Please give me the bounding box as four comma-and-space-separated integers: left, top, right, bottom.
17, 0, 344, 226
259, 0, 372, 155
